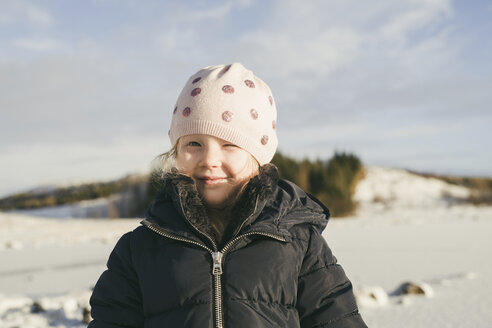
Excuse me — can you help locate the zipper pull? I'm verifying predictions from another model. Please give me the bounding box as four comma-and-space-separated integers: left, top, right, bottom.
212, 251, 223, 275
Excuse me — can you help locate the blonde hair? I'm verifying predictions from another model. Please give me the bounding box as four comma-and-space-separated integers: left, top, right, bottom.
153, 142, 179, 174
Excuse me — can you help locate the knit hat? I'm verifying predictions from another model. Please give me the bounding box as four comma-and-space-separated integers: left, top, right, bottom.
169, 63, 278, 165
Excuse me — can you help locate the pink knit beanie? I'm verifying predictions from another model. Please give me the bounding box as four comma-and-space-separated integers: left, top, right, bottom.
169, 63, 278, 165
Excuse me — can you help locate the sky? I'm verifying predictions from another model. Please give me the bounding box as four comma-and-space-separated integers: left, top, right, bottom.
1, 0, 491, 197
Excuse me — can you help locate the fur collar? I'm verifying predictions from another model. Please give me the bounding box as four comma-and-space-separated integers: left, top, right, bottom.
154, 164, 279, 246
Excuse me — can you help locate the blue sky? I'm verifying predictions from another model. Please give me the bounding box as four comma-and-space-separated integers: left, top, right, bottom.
1, 0, 491, 197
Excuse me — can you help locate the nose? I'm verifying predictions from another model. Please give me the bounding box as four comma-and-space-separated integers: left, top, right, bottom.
199, 144, 222, 168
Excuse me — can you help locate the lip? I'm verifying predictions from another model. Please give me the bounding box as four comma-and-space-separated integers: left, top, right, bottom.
195, 176, 228, 185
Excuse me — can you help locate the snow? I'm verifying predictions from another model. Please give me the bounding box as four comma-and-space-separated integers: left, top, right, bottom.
355, 166, 470, 209
1, 166, 491, 327
0, 215, 140, 327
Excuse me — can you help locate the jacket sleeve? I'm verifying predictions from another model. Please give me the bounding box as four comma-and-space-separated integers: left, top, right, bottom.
88, 231, 144, 328
297, 228, 367, 328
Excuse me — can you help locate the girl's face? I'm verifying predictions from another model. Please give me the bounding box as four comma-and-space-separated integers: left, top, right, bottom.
175, 134, 258, 209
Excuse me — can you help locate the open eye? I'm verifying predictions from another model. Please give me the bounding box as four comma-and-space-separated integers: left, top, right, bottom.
187, 141, 201, 147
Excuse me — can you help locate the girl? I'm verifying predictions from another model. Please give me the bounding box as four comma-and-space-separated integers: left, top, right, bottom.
88, 63, 367, 328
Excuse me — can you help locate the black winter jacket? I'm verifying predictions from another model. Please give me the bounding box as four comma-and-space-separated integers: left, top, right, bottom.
89, 164, 367, 328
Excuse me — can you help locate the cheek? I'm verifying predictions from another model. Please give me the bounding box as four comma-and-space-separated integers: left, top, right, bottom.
227, 153, 257, 179
175, 153, 192, 174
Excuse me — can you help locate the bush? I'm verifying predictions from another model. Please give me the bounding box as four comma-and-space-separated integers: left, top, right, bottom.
272, 152, 363, 217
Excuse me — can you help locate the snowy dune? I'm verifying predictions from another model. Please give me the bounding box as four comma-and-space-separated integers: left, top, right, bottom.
1, 166, 491, 327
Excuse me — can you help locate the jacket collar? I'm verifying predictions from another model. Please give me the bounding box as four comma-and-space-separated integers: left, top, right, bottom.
144, 163, 330, 247
146, 164, 280, 246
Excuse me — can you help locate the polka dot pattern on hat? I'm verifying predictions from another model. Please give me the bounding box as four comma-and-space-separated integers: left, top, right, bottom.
250, 109, 258, 120
191, 88, 201, 96
169, 63, 278, 164
222, 111, 234, 122
244, 80, 255, 88
222, 85, 234, 94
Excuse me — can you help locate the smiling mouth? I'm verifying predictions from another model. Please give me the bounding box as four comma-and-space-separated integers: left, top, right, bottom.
196, 177, 228, 185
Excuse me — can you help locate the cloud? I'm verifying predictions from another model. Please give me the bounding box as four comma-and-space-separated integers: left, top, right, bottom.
152, 0, 258, 56
379, 0, 453, 42
181, 2, 234, 22
162, 0, 254, 26
238, 27, 361, 80
0, 13, 13, 24
0, 1, 55, 26
12, 38, 62, 51
380, 123, 454, 139
229, 0, 458, 107
25, 4, 55, 26
0, 55, 172, 150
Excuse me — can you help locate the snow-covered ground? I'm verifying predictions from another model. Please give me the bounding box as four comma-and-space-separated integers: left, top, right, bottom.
1, 166, 491, 327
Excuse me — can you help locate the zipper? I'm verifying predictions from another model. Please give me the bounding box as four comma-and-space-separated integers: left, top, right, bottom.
212, 254, 224, 328
221, 231, 286, 253
142, 219, 286, 328
142, 219, 213, 253
208, 231, 286, 328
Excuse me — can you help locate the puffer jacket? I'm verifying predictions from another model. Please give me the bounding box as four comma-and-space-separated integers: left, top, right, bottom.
88, 164, 367, 328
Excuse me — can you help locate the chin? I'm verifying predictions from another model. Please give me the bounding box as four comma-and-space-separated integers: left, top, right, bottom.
200, 190, 235, 208
202, 195, 228, 207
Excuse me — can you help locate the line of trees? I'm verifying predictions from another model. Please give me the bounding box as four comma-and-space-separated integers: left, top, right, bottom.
0, 175, 149, 212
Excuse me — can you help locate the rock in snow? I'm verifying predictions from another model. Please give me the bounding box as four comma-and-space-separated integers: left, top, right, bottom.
0, 292, 91, 328
354, 286, 389, 307
391, 281, 434, 298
